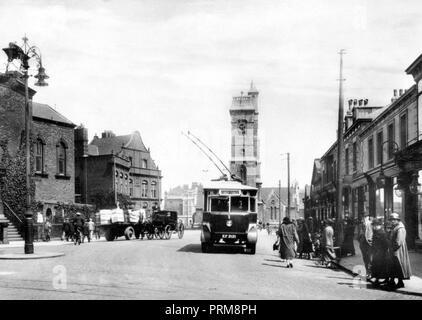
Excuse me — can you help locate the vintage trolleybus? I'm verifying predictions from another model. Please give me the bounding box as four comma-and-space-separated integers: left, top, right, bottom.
201, 180, 258, 254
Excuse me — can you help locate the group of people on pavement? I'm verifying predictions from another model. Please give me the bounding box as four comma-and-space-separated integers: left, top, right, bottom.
359, 212, 412, 290
273, 211, 412, 291
61, 213, 99, 244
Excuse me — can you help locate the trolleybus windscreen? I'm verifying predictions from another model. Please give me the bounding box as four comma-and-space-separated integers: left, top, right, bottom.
230, 197, 249, 212
210, 197, 229, 212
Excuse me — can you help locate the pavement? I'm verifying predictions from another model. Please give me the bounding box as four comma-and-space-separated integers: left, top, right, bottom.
0, 238, 95, 259
0, 230, 420, 299
334, 240, 422, 297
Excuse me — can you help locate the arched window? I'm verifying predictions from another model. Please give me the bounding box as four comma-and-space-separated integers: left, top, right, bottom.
141, 180, 148, 197
151, 181, 157, 198
35, 139, 45, 173
57, 141, 67, 175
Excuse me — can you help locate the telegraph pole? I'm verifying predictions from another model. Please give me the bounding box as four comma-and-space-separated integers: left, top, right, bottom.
336, 49, 346, 244
278, 180, 281, 227
287, 153, 290, 219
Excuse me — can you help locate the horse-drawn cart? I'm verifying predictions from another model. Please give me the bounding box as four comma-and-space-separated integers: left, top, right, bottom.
141, 210, 184, 240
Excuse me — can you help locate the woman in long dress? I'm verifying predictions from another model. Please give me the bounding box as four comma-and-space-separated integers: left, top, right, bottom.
388, 213, 412, 289
277, 217, 299, 268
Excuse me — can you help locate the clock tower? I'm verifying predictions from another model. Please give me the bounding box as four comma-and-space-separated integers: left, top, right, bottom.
229, 82, 262, 191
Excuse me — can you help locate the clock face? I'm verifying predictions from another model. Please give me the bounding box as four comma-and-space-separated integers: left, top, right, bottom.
237, 120, 247, 134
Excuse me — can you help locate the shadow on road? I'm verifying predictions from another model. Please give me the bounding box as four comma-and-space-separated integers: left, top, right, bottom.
177, 244, 248, 254
262, 263, 286, 268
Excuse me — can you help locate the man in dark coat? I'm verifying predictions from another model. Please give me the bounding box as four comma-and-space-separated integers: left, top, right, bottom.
277, 217, 299, 268
62, 218, 72, 241
388, 213, 412, 289
341, 215, 356, 257
72, 212, 85, 242
371, 218, 391, 286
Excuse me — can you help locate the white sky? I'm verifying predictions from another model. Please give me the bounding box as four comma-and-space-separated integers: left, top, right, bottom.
0, 0, 420, 193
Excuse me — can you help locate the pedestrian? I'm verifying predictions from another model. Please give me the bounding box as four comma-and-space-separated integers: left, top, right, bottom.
72, 212, 85, 244
387, 212, 412, 289
371, 217, 391, 287
358, 213, 373, 280
341, 215, 356, 257
88, 218, 95, 241
82, 220, 90, 243
276, 217, 299, 268
44, 219, 52, 242
297, 218, 313, 259
320, 219, 336, 267
62, 218, 72, 241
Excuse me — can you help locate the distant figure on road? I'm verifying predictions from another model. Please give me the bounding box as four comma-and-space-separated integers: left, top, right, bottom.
277, 217, 299, 268
44, 219, 52, 242
88, 218, 95, 241
62, 218, 72, 241
72, 212, 85, 243
359, 214, 373, 279
387, 212, 412, 289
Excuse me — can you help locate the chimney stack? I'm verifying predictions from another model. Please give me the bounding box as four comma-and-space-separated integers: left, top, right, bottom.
394, 89, 398, 97
399, 89, 403, 96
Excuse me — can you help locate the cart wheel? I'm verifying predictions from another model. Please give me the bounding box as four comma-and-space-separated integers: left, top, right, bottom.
124, 226, 135, 240
178, 223, 184, 239
164, 225, 172, 240
105, 228, 114, 241
158, 229, 165, 239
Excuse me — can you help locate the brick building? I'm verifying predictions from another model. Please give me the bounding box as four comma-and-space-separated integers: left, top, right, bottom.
0, 71, 76, 229
308, 53, 422, 249
75, 129, 162, 215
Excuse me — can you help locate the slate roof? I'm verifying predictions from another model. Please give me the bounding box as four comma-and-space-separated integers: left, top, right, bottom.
32, 102, 75, 126
90, 131, 148, 155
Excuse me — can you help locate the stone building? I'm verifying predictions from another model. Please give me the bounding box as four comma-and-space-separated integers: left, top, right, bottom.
164, 182, 203, 227
0, 71, 76, 237
260, 185, 304, 226
308, 54, 422, 249
75, 129, 162, 216
229, 82, 262, 191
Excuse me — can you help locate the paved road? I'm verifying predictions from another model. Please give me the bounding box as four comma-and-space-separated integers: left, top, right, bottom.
0, 230, 420, 300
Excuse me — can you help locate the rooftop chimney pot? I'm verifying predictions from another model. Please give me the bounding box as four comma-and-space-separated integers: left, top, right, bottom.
358, 99, 363, 106
394, 89, 397, 97
364, 99, 368, 105
399, 89, 403, 96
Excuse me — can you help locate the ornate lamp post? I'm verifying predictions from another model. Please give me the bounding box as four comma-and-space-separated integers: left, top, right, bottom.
2, 36, 49, 254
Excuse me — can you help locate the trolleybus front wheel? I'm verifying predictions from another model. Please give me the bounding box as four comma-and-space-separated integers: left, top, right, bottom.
246, 243, 256, 255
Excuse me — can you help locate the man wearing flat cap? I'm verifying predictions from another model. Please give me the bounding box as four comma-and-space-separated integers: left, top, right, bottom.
388, 212, 412, 289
